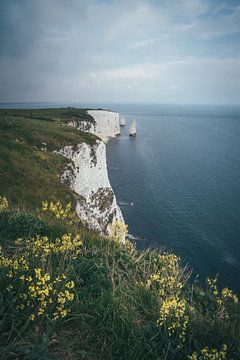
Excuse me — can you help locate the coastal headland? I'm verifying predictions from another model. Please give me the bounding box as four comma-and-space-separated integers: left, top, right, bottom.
0, 107, 239, 359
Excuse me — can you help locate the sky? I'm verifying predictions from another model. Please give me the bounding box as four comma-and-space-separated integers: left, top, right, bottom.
0, 0, 239, 105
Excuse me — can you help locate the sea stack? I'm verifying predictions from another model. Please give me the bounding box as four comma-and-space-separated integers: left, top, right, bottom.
129, 119, 136, 137
120, 117, 126, 126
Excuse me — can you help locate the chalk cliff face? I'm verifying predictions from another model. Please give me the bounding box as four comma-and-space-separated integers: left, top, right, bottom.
58, 139, 125, 240
68, 110, 121, 142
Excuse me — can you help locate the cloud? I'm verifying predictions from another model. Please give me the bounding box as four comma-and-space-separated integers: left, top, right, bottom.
195, 5, 240, 39
99, 63, 163, 80
104, 2, 163, 42
96, 57, 240, 82
127, 38, 156, 50
0, 0, 239, 104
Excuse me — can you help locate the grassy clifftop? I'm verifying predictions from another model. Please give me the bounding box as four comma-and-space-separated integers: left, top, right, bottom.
0, 108, 95, 125
0, 198, 239, 359
0, 108, 97, 210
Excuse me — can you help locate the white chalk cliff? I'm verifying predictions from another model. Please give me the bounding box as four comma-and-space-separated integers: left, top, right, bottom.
68, 109, 121, 142
59, 110, 125, 241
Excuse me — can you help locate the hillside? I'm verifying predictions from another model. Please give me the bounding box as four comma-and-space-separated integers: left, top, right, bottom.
0, 198, 239, 359
0, 109, 240, 359
0, 108, 97, 209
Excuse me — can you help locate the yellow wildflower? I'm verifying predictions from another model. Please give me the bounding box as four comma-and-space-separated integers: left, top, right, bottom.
109, 220, 128, 243
221, 288, 238, 304
157, 296, 188, 342
188, 344, 227, 360
0, 196, 8, 212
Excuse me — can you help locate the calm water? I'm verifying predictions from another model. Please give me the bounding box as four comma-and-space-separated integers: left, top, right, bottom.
106, 104, 240, 292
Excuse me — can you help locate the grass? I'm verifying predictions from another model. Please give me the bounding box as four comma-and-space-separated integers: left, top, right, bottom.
0, 108, 95, 126
0, 109, 97, 210
0, 108, 240, 359
0, 199, 240, 359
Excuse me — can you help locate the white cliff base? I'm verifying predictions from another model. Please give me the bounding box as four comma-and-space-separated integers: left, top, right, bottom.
58, 140, 125, 241
68, 110, 121, 142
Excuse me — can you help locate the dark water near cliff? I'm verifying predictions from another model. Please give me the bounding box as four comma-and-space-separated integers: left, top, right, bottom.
106, 104, 240, 292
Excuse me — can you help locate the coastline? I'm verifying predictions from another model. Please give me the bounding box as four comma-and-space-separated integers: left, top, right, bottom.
64, 109, 126, 241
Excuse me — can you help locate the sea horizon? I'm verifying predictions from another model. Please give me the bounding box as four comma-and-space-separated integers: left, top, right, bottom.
0, 101, 239, 107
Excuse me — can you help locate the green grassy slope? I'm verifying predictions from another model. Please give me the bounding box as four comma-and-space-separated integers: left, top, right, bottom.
0, 201, 239, 359
0, 109, 97, 209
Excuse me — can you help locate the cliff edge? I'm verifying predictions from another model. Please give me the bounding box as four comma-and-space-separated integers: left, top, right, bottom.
0, 107, 125, 241
68, 109, 121, 142
63, 109, 125, 241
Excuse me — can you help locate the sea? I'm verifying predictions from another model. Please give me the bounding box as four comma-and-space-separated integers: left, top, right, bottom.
1, 102, 240, 292
106, 103, 240, 293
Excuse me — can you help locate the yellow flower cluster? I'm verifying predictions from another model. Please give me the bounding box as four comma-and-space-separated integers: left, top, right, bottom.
145, 253, 189, 343
109, 220, 128, 243
206, 277, 219, 296
16, 268, 75, 320
207, 277, 238, 319
18, 233, 83, 261
1, 232, 80, 322
188, 344, 227, 360
53, 287, 75, 320
2, 258, 75, 321
55, 233, 82, 257
147, 253, 183, 296
0, 246, 29, 271
125, 239, 135, 253
41, 200, 77, 225
221, 287, 238, 304
158, 296, 188, 340
0, 196, 8, 212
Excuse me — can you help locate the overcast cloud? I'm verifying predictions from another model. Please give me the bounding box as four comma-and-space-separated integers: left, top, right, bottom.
0, 0, 239, 104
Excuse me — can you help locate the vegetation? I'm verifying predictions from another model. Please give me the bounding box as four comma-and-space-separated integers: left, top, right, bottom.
0, 108, 95, 126
0, 108, 97, 210
1, 109, 240, 358
0, 197, 239, 359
